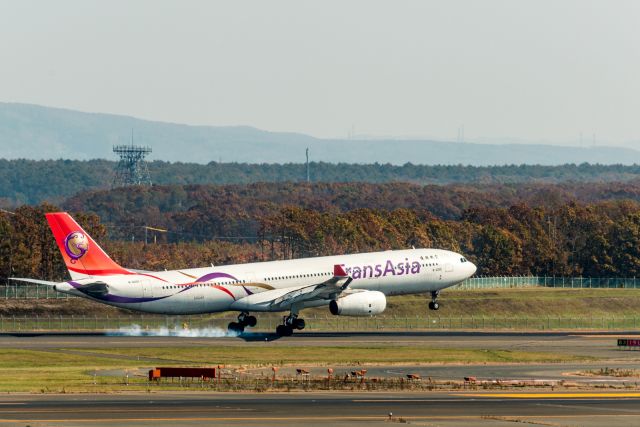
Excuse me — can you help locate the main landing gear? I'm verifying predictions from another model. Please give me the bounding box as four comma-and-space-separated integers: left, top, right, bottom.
275, 313, 306, 337
228, 311, 257, 334
428, 290, 440, 311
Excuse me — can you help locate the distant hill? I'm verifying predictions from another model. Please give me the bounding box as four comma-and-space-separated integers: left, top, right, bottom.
1, 102, 639, 165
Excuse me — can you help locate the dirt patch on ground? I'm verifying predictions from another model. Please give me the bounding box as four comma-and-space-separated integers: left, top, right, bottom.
572, 367, 640, 378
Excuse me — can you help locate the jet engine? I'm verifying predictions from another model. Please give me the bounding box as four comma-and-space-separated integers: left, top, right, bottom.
329, 291, 386, 316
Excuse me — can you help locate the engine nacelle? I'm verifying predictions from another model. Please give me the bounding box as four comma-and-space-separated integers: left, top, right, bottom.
329, 291, 386, 316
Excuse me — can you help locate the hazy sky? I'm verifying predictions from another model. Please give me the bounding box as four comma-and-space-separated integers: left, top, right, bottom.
1, 0, 639, 146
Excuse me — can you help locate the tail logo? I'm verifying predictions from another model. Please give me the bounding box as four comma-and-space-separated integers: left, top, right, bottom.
64, 231, 89, 262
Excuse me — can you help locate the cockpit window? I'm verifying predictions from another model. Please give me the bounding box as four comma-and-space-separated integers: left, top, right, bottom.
460, 257, 467, 263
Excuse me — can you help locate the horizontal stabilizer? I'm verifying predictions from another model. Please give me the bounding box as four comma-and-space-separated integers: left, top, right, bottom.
9, 278, 60, 287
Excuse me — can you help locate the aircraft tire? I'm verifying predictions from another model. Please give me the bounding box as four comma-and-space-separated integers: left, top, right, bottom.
293, 318, 305, 330
228, 322, 244, 334
245, 316, 257, 327
432, 302, 439, 310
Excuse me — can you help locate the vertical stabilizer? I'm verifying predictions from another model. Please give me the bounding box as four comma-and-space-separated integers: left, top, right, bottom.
45, 212, 130, 279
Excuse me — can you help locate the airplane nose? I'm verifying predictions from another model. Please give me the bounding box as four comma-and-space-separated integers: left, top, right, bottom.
469, 262, 477, 276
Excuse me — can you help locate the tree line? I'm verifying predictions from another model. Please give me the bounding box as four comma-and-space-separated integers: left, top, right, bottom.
3, 158, 640, 205
64, 181, 640, 243
2, 199, 640, 282
257, 201, 640, 278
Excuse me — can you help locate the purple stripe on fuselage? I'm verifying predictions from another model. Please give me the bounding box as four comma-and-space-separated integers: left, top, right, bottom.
195, 272, 239, 282
67, 281, 170, 304
67, 270, 241, 305
103, 294, 169, 303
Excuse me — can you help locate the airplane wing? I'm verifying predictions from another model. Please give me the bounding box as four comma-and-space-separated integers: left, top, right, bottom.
230, 264, 353, 312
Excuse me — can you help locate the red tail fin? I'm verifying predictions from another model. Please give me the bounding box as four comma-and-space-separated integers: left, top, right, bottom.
46, 212, 130, 277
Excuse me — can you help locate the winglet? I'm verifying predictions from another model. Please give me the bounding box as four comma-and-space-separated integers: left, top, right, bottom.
333, 264, 348, 277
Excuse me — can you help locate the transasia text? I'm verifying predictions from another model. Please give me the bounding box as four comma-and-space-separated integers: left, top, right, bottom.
344, 259, 421, 280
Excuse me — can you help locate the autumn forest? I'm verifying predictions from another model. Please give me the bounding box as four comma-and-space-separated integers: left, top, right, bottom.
3, 178, 640, 283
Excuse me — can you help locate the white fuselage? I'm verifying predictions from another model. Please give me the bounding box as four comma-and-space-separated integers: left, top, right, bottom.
59, 248, 476, 315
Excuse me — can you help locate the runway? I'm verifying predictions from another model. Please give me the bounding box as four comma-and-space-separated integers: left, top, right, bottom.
2, 331, 640, 425
1, 392, 640, 426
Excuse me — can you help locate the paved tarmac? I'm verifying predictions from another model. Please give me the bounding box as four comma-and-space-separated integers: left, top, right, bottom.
1, 332, 640, 425
1, 391, 640, 426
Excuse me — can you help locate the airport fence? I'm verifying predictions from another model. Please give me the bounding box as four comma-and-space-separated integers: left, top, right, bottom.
456, 276, 640, 289
3, 276, 640, 299
1, 314, 639, 333
0, 283, 68, 299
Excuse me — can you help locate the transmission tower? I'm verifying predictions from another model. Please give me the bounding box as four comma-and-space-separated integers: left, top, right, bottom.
112, 144, 152, 187
305, 147, 310, 183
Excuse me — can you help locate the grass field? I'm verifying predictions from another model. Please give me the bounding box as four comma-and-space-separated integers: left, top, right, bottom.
0, 288, 634, 393
383, 288, 640, 318
0, 345, 592, 393
66, 345, 590, 366
2, 288, 640, 333
213, 287, 640, 330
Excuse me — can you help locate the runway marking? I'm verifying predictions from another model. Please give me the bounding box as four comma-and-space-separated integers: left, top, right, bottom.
353, 399, 468, 403
461, 392, 640, 398
538, 403, 640, 414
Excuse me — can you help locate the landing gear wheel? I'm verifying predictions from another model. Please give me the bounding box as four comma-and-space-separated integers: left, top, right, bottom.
245, 315, 257, 327
293, 318, 306, 330
429, 290, 440, 311
276, 324, 293, 336
277, 312, 303, 336
237, 312, 257, 328
228, 322, 245, 334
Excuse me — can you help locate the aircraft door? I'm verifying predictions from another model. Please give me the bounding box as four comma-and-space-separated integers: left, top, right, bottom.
436, 263, 453, 281
437, 262, 454, 283
142, 280, 154, 298
137, 280, 157, 311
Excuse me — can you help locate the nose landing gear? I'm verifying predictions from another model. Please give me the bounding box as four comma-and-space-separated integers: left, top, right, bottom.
428, 290, 440, 310
227, 311, 257, 334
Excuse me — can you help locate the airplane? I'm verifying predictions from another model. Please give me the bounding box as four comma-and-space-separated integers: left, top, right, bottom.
12, 212, 477, 336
